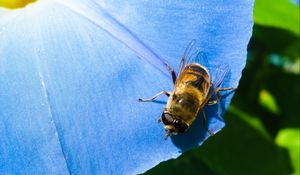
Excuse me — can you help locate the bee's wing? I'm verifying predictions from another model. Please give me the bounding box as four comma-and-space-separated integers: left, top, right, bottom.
178, 40, 199, 75
202, 64, 230, 105
207, 64, 230, 89
178, 40, 229, 89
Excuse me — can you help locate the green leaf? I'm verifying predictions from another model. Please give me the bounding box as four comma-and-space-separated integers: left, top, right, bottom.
228, 106, 272, 140
197, 108, 293, 175
254, 0, 300, 36
143, 152, 217, 175
143, 107, 293, 175
276, 129, 300, 175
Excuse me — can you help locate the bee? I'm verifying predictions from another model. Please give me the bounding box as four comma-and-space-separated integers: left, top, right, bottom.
139, 41, 237, 139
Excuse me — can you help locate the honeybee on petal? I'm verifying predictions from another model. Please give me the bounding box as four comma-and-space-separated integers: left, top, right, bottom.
139, 40, 237, 139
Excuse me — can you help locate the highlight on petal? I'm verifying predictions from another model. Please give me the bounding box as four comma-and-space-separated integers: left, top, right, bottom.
0, 0, 254, 174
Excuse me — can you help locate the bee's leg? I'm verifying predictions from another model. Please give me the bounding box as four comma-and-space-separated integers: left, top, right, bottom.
202, 110, 214, 136
207, 99, 218, 105
207, 87, 237, 105
166, 63, 177, 84
138, 91, 171, 102
218, 87, 237, 91
164, 131, 170, 140
207, 92, 221, 105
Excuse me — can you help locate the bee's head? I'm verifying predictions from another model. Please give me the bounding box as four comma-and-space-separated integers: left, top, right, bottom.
161, 111, 189, 139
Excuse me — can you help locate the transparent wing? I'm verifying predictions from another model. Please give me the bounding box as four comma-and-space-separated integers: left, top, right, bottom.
178, 40, 211, 72
178, 40, 200, 75
178, 40, 230, 89
202, 64, 230, 104
56, 0, 172, 78
206, 63, 230, 89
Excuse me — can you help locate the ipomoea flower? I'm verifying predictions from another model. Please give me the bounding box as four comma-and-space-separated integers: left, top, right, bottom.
0, 0, 253, 174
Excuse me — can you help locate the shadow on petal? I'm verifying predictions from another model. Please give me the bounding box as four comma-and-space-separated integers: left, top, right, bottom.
171, 114, 208, 152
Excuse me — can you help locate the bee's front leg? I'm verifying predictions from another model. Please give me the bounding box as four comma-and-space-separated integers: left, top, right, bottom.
165, 63, 177, 84
138, 91, 171, 102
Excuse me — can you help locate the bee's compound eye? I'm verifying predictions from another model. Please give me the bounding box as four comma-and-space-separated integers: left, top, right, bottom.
161, 113, 173, 125
173, 119, 188, 133
173, 119, 182, 127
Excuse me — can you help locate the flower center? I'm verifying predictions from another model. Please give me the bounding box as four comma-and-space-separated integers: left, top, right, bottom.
0, 0, 37, 9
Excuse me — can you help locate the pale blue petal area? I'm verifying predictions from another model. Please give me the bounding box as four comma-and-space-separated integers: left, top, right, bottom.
0, 0, 253, 174
0, 9, 21, 29
0, 6, 69, 175
0, 8, 8, 15
0, 9, 6, 17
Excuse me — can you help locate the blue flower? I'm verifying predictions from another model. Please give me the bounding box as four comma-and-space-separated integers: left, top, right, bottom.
0, 0, 253, 174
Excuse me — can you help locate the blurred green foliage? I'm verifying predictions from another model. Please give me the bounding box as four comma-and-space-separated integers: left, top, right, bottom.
143, 0, 300, 174
276, 129, 300, 175
254, 0, 299, 36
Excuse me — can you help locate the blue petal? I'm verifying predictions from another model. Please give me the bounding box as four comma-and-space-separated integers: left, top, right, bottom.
0, 0, 253, 174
